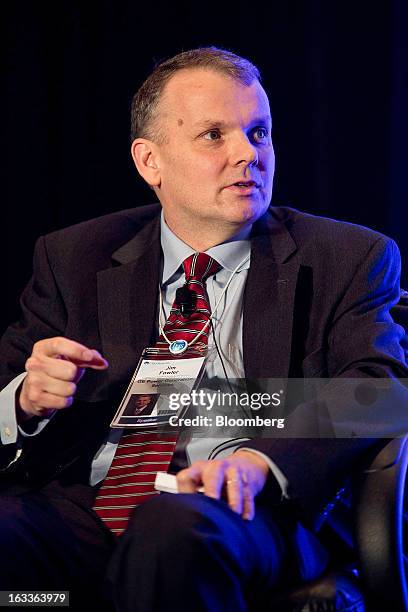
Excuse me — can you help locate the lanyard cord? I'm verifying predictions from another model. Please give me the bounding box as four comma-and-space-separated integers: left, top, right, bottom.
158, 253, 250, 349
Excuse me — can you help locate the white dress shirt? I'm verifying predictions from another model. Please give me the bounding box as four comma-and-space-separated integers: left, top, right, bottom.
0, 212, 289, 497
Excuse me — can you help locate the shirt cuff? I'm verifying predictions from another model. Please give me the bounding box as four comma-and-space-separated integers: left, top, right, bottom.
0, 372, 55, 443
238, 447, 290, 500
0, 373, 26, 444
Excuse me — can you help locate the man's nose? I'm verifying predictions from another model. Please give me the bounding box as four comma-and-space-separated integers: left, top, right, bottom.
230, 133, 259, 167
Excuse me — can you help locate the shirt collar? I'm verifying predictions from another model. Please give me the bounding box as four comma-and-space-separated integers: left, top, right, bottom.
160, 211, 252, 284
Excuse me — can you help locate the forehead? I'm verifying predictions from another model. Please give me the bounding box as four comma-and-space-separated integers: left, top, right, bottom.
159, 68, 270, 128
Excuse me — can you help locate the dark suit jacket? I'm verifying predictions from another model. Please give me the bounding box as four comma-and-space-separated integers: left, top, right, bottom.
0, 204, 407, 527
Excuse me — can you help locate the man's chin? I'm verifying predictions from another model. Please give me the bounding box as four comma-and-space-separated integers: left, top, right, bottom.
221, 200, 269, 226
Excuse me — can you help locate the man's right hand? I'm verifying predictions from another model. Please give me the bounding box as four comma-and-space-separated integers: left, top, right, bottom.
18, 337, 108, 420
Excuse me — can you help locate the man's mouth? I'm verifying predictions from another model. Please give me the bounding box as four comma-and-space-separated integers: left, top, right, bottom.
224, 180, 261, 194
230, 180, 259, 188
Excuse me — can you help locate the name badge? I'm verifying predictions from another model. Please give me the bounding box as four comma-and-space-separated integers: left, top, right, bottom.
110, 348, 207, 428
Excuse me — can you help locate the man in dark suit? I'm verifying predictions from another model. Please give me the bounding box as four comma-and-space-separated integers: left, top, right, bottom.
0, 47, 407, 610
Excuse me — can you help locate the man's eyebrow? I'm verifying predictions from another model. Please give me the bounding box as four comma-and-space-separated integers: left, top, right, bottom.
193, 116, 272, 129
193, 119, 229, 129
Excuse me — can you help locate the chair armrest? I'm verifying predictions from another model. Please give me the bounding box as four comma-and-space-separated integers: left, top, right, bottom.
391, 288, 408, 360
354, 436, 408, 610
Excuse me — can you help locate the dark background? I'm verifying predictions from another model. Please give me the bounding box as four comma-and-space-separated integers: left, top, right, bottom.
2, 1, 408, 335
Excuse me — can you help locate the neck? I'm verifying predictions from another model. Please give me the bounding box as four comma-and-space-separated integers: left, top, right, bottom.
163, 216, 252, 251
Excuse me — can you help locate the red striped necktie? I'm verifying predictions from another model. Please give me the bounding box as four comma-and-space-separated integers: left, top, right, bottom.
150, 251, 221, 358
93, 252, 221, 535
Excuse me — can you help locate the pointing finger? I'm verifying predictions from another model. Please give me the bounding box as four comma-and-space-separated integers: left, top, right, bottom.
33, 338, 108, 369
59, 351, 108, 370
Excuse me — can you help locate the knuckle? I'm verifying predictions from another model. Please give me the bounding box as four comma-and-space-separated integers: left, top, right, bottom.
27, 373, 40, 387
48, 336, 64, 354
29, 388, 41, 402
67, 382, 77, 396
33, 339, 48, 354
25, 357, 38, 371
202, 463, 217, 478
65, 363, 78, 380
206, 459, 222, 472
51, 396, 70, 409
176, 471, 188, 484
202, 463, 224, 485
177, 469, 196, 487
219, 458, 232, 471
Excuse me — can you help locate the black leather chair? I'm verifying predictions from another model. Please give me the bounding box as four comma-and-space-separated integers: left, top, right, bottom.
355, 435, 408, 611
269, 289, 408, 611
356, 289, 408, 611
269, 436, 408, 611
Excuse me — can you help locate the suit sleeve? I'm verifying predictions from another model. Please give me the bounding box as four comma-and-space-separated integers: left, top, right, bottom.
241, 236, 408, 528
327, 236, 406, 375
0, 236, 67, 468
0, 235, 67, 390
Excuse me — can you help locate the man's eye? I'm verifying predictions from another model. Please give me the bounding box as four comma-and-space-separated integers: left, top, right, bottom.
203, 130, 221, 141
253, 127, 268, 142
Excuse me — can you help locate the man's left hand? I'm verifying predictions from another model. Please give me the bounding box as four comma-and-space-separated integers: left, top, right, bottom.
176, 450, 269, 520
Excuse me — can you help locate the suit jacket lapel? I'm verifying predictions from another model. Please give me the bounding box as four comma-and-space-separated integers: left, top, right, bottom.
244, 209, 299, 379
96, 207, 299, 390
97, 214, 161, 395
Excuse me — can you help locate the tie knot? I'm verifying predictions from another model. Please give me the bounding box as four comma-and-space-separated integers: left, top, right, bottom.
183, 252, 221, 283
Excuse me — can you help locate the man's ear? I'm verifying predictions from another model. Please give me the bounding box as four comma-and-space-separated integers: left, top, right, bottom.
131, 139, 161, 187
